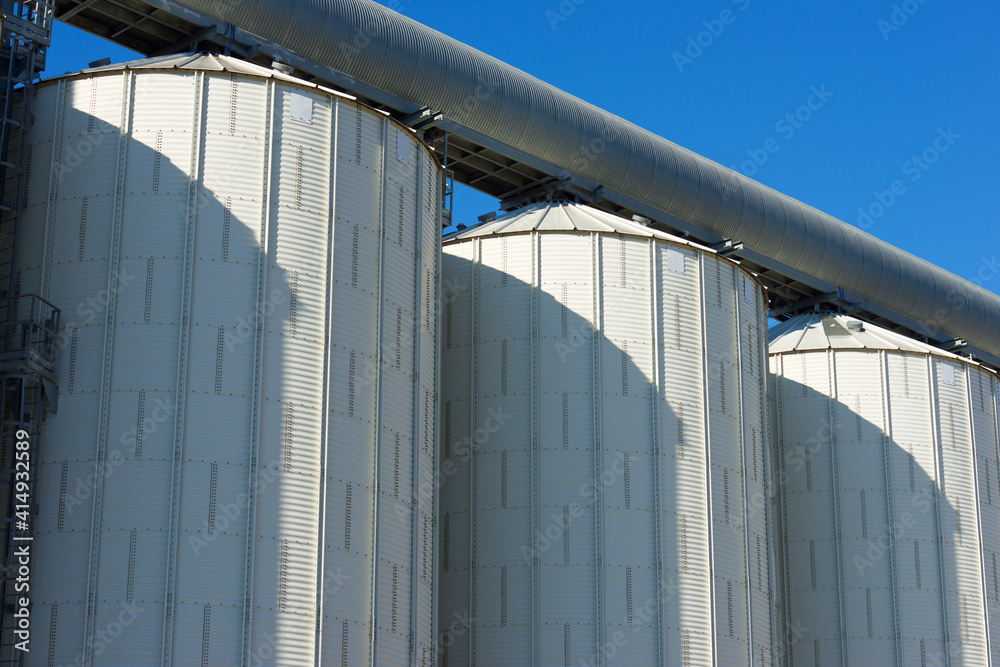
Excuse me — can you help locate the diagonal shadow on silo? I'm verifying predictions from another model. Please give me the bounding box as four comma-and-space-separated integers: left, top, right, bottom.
14, 79, 312, 666
437, 228, 775, 667
771, 367, 990, 667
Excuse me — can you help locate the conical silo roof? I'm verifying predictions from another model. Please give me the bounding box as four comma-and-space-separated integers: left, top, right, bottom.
769, 311, 974, 363
447, 200, 716, 251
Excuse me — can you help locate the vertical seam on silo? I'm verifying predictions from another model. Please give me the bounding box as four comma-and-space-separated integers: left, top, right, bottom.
926, 356, 953, 667
135, 391, 145, 460
827, 349, 849, 664
314, 97, 339, 663
238, 74, 273, 667
734, 266, 754, 666
774, 356, 795, 665
159, 69, 205, 667
82, 70, 132, 667
650, 239, 665, 666
49, 604, 58, 665
202, 605, 212, 667
280, 539, 290, 612
40, 79, 65, 300
878, 351, 904, 666
127, 529, 137, 602
592, 232, 605, 665
152, 130, 163, 193
144, 258, 155, 323
222, 197, 232, 261
421, 155, 451, 664
531, 230, 540, 665
408, 138, 427, 662
915, 542, 922, 590
209, 462, 218, 532
368, 114, 391, 667
433, 172, 444, 666
994, 375, 1000, 654
698, 253, 717, 667
22, 143, 32, 206
866, 588, 873, 638
78, 197, 88, 261
758, 350, 788, 662
469, 237, 480, 664
58, 462, 68, 532
964, 366, 992, 660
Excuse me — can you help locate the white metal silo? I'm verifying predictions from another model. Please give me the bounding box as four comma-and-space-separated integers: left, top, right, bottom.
12, 54, 441, 666
437, 201, 777, 666
769, 312, 998, 666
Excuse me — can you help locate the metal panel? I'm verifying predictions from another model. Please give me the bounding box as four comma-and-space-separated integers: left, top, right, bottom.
772, 314, 997, 666
439, 202, 770, 665
23, 57, 441, 665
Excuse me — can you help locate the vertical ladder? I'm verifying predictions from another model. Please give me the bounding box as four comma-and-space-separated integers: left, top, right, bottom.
0, 0, 53, 297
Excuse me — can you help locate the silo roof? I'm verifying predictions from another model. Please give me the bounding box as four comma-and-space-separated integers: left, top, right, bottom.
769, 312, 977, 364
64, 53, 355, 98
447, 200, 715, 252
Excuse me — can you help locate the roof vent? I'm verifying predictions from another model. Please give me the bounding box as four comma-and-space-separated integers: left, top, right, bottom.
847, 321, 864, 332
271, 61, 294, 75
88, 58, 112, 68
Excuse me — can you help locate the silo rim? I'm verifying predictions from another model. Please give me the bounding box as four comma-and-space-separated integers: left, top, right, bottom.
768, 311, 996, 373
445, 200, 766, 288
37, 52, 443, 169
43, 52, 355, 98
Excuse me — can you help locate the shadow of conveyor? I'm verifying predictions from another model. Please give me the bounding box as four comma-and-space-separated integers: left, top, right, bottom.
437, 226, 776, 666
771, 353, 988, 666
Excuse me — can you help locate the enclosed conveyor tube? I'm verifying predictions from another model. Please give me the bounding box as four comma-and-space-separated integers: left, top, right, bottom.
177, 0, 1000, 362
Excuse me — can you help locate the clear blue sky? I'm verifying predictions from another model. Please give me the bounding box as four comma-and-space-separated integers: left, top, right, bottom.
46, 1, 999, 295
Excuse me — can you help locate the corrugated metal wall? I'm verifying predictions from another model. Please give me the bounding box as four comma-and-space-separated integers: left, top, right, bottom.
16, 58, 441, 666
770, 336, 998, 666
439, 226, 776, 666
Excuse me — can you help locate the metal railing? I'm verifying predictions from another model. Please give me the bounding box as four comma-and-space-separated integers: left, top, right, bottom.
0, 294, 59, 366
0, 1, 54, 46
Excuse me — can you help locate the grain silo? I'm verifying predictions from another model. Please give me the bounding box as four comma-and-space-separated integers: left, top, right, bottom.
769, 312, 998, 666
437, 201, 777, 666
13, 54, 441, 665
